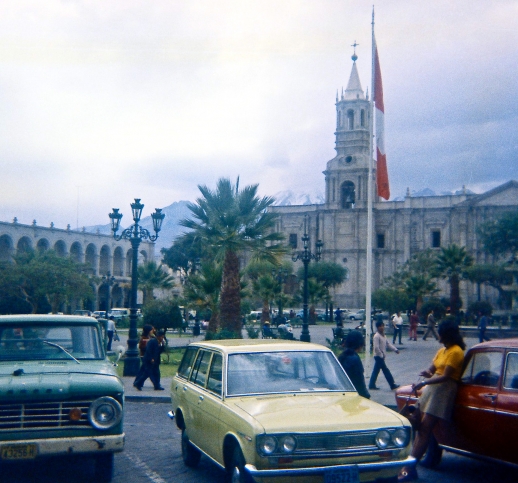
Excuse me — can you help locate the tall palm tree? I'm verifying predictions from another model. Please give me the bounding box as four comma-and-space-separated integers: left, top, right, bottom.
435, 244, 473, 315
180, 178, 285, 334
137, 261, 175, 305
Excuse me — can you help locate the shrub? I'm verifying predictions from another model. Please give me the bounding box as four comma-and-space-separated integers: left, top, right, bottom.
143, 299, 183, 332
468, 301, 493, 317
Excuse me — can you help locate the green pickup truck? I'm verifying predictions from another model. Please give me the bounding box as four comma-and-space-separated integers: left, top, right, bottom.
0, 315, 124, 481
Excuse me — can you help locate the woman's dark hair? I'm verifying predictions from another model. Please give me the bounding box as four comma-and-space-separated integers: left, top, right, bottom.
438, 320, 465, 350
345, 330, 365, 350
142, 324, 154, 337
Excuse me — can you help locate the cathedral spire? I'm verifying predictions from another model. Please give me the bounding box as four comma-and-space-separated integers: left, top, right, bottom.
343, 43, 365, 100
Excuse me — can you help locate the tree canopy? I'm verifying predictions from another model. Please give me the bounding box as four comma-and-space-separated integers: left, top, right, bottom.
137, 261, 175, 305
478, 211, 518, 258
179, 178, 286, 335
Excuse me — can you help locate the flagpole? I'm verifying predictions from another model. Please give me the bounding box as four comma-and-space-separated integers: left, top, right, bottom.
364, 7, 375, 374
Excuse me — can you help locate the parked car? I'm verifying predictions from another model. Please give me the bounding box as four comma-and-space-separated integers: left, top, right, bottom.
73, 310, 92, 317
295, 309, 327, 321
0, 315, 124, 481
108, 308, 129, 320
395, 338, 518, 468
348, 309, 366, 321
170, 339, 415, 482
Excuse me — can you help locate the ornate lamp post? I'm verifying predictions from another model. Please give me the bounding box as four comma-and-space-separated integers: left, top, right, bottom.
292, 216, 323, 342
272, 268, 288, 325
109, 199, 165, 376
102, 272, 116, 318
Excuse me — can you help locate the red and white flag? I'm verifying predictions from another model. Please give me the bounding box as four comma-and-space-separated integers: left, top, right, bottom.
374, 38, 390, 200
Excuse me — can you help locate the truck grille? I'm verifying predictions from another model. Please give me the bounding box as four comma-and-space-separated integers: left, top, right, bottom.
0, 400, 93, 431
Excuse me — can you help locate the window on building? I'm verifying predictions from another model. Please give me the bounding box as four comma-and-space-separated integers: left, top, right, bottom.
289, 233, 298, 249
377, 233, 385, 249
360, 109, 365, 127
432, 230, 441, 248
347, 110, 354, 130
341, 181, 355, 209
345, 156, 352, 163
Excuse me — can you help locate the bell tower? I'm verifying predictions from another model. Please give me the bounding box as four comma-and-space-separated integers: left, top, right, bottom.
324, 48, 373, 209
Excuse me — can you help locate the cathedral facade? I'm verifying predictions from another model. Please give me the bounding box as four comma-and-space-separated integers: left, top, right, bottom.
271, 56, 518, 310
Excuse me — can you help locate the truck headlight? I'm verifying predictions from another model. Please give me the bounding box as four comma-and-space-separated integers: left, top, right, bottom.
88, 396, 122, 430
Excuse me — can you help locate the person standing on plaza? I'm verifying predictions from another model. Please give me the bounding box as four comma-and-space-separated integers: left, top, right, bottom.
133, 329, 166, 391
335, 307, 343, 327
423, 310, 439, 341
409, 310, 419, 341
338, 330, 370, 399
398, 320, 466, 482
369, 319, 400, 390
106, 316, 116, 351
478, 312, 491, 343
392, 311, 404, 345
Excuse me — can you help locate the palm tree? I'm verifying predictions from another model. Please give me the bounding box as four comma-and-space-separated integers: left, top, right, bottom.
137, 261, 175, 305
180, 178, 286, 334
435, 244, 473, 315
183, 261, 223, 333
404, 274, 437, 314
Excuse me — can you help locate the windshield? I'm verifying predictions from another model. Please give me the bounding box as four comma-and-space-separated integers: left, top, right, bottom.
227, 350, 355, 396
0, 324, 104, 361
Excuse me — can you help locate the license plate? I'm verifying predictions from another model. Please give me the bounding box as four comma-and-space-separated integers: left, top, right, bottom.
324, 466, 359, 483
1, 444, 38, 460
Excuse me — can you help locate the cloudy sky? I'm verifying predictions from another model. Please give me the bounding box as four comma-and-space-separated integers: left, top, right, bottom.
1, 0, 517, 229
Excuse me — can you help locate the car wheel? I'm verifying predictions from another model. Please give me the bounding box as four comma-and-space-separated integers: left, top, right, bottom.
94, 453, 114, 482
181, 428, 201, 467
420, 434, 442, 468
228, 446, 252, 483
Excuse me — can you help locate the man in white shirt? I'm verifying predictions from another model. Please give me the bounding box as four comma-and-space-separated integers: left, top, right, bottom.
369, 319, 400, 390
392, 311, 404, 345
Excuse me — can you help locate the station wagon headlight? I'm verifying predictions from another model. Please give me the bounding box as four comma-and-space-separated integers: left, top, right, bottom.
392, 428, 410, 448
279, 435, 296, 453
258, 435, 277, 455
88, 396, 122, 430
375, 430, 391, 449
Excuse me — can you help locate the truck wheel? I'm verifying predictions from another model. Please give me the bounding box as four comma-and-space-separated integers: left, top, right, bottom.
420, 434, 443, 468
94, 453, 114, 482
181, 429, 201, 467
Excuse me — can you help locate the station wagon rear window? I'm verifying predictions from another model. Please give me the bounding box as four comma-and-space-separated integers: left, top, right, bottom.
227, 351, 354, 396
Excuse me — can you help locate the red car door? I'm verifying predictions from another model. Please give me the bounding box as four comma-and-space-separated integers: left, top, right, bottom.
494, 350, 518, 465
438, 349, 504, 458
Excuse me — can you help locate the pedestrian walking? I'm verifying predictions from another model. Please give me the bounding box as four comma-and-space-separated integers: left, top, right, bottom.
409, 310, 419, 341
392, 311, 404, 345
398, 320, 466, 482
133, 329, 166, 391
369, 319, 400, 390
338, 330, 370, 399
106, 316, 116, 351
423, 311, 439, 341
478, 312, 491, 343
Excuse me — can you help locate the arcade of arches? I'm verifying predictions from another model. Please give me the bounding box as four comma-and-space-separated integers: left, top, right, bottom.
0, 221, 156, 313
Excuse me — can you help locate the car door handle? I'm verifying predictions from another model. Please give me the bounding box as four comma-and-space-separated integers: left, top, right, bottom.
199, 395, 204, 401
482, 393, 497, 402
183, 386, 187, 391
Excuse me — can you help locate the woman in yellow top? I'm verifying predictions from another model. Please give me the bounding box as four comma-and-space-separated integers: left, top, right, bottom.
399, 319, 465, 482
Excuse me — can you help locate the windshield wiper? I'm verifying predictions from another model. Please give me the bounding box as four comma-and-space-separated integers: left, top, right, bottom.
43, 341, 80, 364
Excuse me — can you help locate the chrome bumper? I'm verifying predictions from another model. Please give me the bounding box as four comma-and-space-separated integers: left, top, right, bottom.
245, 455, 416, 479
0, 434, 125, 459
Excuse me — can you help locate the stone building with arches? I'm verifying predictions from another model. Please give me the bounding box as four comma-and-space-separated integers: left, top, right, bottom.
0, 219, 156, 313
271, 54, 518, 310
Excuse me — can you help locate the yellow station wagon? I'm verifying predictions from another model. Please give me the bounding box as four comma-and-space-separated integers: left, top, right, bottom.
169, 339, 415, 483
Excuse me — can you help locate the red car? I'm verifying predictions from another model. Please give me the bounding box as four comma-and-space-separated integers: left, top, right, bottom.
395, 338, 518, 469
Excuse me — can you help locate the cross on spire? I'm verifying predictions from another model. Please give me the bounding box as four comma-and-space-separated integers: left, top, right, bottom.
351, 40, 359, 62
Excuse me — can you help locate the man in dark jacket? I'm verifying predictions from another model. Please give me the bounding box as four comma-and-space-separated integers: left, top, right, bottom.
133, 330, 165, 391
338, 330, 370, 399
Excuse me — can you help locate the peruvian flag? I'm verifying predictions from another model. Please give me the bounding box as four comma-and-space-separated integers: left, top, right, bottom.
374, 38, 390, 200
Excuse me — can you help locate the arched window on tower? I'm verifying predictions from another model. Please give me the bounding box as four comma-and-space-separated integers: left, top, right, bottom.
347, 110, 354, 130
341, 181, 355, 209
360, 109, 365, 127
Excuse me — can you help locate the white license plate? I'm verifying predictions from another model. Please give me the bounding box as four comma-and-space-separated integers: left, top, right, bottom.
1, 444, 38, 460
324, 466, 360, 483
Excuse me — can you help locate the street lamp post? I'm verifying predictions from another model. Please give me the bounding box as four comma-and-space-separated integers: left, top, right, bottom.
272, 268, 288, 325
109, 199, 165, 376
292, 216, 323, 342
102, 272, 116, 318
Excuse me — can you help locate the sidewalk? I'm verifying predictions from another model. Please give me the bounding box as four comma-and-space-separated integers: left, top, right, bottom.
119, 325, 481, 408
